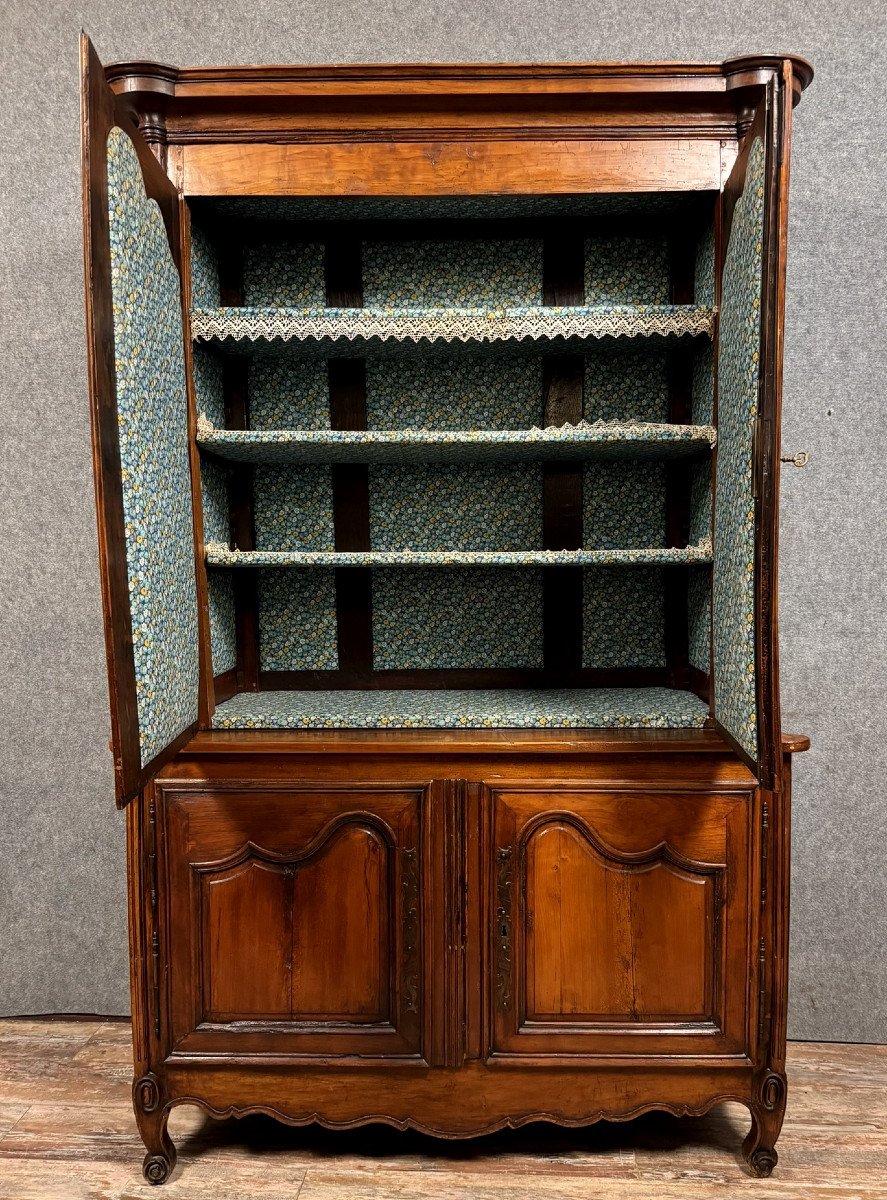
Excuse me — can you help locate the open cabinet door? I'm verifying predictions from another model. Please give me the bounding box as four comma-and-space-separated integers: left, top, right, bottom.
712, 66, 794, 788
81, 33, 200, 806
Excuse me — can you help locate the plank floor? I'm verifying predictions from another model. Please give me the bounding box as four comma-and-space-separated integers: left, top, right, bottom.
0, 1020, 885, 1199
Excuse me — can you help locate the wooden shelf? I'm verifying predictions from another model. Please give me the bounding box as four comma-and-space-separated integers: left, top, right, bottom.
190, 304, 716, 347
196, 421, 716, 465
205, 542, 713, 567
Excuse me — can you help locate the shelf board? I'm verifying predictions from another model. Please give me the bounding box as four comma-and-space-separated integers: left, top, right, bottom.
197, 420, 716, 465
190, 304, 715, 347
211, 687, 711, 731
205, 541, 713, 568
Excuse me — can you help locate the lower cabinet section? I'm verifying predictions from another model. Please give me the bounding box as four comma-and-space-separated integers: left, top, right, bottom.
163, 786, 425, 1057
157, 773, 757, 1066
137, 748, 785, 1182
489, 787, 752, 1057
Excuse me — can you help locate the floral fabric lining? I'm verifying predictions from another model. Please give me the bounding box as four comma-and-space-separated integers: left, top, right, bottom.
106, 127, 199, 765
712, 137, 766, 760
211, 687, 710, 730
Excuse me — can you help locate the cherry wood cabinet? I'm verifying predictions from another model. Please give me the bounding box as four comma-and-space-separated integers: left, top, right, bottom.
81, 33, 811, 1184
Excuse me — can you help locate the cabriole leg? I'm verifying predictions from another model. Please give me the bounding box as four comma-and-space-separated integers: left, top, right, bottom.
133, 1073, 177, 1185
742, 1071, 786, 1177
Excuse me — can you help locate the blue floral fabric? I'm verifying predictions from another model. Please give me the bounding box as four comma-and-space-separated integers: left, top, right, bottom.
250, 356, 330, 429
372, 568, 543, 670
584, 343, 669, 422
211, 687, 710, 730
207, 571, 237, 675
258, 568, 339, 671
195, 421, 715, 465
713, 136, 766, 760
582, 567, 665, 669
366, 348, 543, 430
243, 242, 325, 306
106, 127, 199, 765
204, 546, 711, 567
203, 194, 703, 223
583, 461, 666, 550
192, 347, 225, 427
687, 566, 712, 673
369, 464, 542, 552
189, 223, 219, 309
584, 237, 669, 304
364, 240, 542, 308
253, 465, 335, 552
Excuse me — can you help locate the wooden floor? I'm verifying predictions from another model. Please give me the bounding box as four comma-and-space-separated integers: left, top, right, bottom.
0, 1020, 885, 1199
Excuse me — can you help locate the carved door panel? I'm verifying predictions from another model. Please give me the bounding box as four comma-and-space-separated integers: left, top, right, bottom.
489, 787, 753, 1057
162, 786, 424, 1058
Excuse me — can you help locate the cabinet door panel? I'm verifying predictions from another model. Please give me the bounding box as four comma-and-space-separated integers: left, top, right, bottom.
491, 788, 752, 1058
291, 824, 389, 1020
82, 34, 201, 804
525, 822, 710, 1020
204, 860, 292, 1020
164, 786, 424, 1058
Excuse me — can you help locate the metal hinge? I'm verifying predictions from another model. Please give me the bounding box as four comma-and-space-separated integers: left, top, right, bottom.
148, 797, 160, 1038
760, 801, 769, 909
752, 414, 763, 500
757, 936, 769, 1041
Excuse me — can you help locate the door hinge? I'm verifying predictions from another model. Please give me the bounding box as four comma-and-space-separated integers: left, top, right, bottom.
147, 796, 161, 1038
760, 801, 769, 909
495, 846, 513, 1011
757, 936, 769, 1042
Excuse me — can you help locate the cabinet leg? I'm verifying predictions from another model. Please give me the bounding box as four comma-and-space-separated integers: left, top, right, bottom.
133, 1073, 177, 1185
742, 1071, 787, 1178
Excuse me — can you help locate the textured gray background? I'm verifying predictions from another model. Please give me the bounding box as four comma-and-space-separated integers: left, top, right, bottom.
0, 0, 884, 1041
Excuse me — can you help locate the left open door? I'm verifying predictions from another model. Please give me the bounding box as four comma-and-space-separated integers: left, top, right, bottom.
81, 33, 200, 806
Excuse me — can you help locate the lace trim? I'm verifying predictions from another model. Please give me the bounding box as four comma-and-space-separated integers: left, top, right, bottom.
205, 540, 713, 568
190, 305, 716, 345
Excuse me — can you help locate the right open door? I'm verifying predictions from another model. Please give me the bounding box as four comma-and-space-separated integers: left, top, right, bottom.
712, 65, 794, 789
81, 34, 202, 805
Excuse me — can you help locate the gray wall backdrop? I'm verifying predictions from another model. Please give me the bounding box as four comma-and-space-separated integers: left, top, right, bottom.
0, 0, 884, 1041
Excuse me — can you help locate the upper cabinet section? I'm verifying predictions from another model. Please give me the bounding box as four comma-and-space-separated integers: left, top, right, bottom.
104, 57, 812, 198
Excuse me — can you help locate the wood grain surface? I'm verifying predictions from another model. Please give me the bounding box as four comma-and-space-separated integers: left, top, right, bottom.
0, 1020, 883, 1198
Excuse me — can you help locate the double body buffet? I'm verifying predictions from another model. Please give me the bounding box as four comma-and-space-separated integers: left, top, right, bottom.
80, 38, 811, 1182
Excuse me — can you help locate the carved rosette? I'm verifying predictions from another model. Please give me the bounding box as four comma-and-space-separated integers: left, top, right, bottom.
760, 1071, 785, 1112
134, 1072, 160, 1113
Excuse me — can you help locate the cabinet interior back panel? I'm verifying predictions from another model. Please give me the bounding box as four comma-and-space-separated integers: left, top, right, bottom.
372, 567, 544, 670
258, 569, 339, 672
364, 239, 543, 307
366, 349, 543, 430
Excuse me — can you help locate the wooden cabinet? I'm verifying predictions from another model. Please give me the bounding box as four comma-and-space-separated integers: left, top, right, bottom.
489, 787, 751, 1057
163, 786, 424, 1057
81, 32, 812, 1185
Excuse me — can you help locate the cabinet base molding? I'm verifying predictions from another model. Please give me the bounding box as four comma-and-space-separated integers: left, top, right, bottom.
134, 1062, 778, 1181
